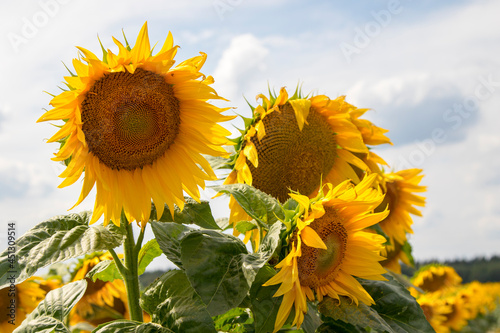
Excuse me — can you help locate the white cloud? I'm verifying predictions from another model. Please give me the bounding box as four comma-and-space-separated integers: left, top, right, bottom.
212, 34, 269, 101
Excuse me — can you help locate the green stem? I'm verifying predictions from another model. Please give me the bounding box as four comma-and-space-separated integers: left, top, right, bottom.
121, 213, 144, 322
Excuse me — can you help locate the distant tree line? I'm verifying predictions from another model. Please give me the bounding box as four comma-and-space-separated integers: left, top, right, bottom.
401, 255, 500, 283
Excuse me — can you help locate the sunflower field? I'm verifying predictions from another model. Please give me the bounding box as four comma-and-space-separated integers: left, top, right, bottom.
1, 22, 499, 333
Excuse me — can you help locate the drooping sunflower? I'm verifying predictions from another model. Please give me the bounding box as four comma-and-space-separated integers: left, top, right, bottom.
38, 22, 233, 227
441, 295, 470, 332
0, 277, 47, 333
69, 252, 129, 328
412, 264, 462, 293
375, 169, 426, 247
380, 240, 412, 274
224, 87, 390, 245
263, 174, 389, 332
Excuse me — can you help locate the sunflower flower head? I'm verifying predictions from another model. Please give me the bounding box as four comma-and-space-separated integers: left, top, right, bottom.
70, 252, 129, 327
263, 174, 389, 332
38, 22, 234, 227
0, 277, 47, 333
376, 168, 426, 247
416, 293, 453, 333
412, 264, 462, 294
224, 86, 383, 244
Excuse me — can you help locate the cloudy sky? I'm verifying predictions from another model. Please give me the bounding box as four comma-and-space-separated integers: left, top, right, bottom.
1, 0, 499, 271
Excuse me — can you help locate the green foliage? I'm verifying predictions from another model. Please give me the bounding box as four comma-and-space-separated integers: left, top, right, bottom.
211, 184, 284, 227
0, 212, 125, 289
86, 259, 122, 283
213, 308, 253, 333
150, 220, 281, 318
151, 198, 220, 229
92, 320, 174, 333
319, 274, 434, 333
14, 280, 87, 333
141, 270, 216, 333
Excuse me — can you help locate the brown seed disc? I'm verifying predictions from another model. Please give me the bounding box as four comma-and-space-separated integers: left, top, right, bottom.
81, 68, 180, 170
245, 102, 337, 202
295, 206, 348, 289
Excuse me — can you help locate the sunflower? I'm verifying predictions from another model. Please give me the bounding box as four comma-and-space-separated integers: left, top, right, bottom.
416, 293, 453, 333
380, 241, 412, 274
69, 252, 129, 328
441, 295, 470, 332
0, 277, 47, 333
375, 169, 426, 247
412, 264, 462, 293
224, 87, 390, 245
263, 174, 389, 332
38, 22, 233, 227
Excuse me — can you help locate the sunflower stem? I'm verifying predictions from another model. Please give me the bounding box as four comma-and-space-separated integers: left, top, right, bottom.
108, 248, 126, 276
122, 213, 144, 322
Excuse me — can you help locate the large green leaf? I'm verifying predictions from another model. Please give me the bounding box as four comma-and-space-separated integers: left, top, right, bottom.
318, 296, 392, 332
359, 274, 434, 333
319, 274, 435, 333
211, 184, 284, 226
151, 221, 280, 317
0, 212, 125, 289
92, 320, 174, 333
150, 222, 193, 268
301, 304, 323, 333
316, 320, 360, 332
179, 229, 249, 316
137, 239, 163, 275
151, 198, 219, 229
248, 265, 283, 333
14, 280, 87, 333
140, 270, 216, 333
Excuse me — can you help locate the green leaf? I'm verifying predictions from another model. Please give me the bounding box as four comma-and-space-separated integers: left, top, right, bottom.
151, 222, 280, 317
15, 280, 87, 333
319, 274, 435, 333
316, 320, 361, 333
86, 260, 122, 283
235, 220, 259, 234
211, 184, 284, 226
213, 308, 253, 333
0, 212, 125, 289
92, 320, 174, 333
318, 296, 393, 333
203, 155, 232, 170
180, 229, 249, 316
359, 274, 434, 333
151, 198, 219, 229
138, 239, 163, 275
140, 270, 216, 333
14, 316, 69, 333
150, 222, 194, 268
248, 265, 282, 333
301, 303, 323, 333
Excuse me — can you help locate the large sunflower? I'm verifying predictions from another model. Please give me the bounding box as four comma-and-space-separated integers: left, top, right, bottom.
38, 22, 233, 226
376, 169, 426, 247
224, 87, 390, 245
0, 277, 47, 332
263, 174, 388, 332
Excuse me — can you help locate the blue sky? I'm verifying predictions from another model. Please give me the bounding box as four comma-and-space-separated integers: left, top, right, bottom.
1, 0, 499, 271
